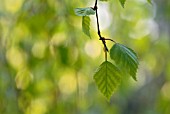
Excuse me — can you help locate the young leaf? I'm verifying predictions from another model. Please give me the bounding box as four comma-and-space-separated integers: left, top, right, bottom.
110, 43, 139, 81
147, 0, 152, 4
74, 8, 95, 16
119, 0, 126, 8
93, 61, 121, 100
82, 16, 91, 38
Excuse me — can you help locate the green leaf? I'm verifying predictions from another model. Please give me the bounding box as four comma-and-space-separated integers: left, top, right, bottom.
74, 7, 95, 16
94, 61, 121, 100
119, 0, 126, 8
110, 43, 139, 81
147, 0, 152, 4
82, 16, 91, 38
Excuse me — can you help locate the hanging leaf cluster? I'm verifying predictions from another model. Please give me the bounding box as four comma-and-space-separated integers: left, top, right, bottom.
74, 7, 95, 37
75, 0, 140, 100
94, 44, 139, 100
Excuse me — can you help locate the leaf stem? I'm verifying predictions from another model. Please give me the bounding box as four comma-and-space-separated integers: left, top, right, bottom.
105, 48, 107, 61
100, 37, 117, 43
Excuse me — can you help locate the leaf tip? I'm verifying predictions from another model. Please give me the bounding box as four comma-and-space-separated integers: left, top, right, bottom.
119, 0, 126, 8
133, 77, 137, 81
147, 0, 153, 5
106, 97, 111, 102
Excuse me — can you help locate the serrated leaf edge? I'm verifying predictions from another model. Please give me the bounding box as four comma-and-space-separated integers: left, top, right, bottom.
93, 61, 121, 100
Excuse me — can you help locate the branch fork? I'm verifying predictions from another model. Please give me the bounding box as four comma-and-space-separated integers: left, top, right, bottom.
93, 0, 116, 60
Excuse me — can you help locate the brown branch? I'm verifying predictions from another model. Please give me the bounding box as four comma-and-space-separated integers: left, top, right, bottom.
93, 0, 108, 52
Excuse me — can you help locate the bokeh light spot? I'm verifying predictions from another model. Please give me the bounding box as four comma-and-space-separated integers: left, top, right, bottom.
5, 0, 23, 14
58, 71, 76, 96
26, 99, 47, 114
32, 41, 47, 59
6, 47, 26, 70
161, 82, 170, 100
85, 40, 101, 58
15, 69, 33, 90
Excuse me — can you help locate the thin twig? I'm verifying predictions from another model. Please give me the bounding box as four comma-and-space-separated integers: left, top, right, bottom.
93, 0, 108, 51
104, 38, 116, 43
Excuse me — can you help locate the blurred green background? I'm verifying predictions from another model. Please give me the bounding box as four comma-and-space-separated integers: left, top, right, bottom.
0, 0, 170, 114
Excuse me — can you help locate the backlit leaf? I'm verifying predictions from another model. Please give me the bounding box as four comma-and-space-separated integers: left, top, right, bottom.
74, 7, 95, 16
94, 61, 121, 100
119, 0, 126, 8
147, 0, 152, 4
110, 43, 139, 81
82, 16, 91, 38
